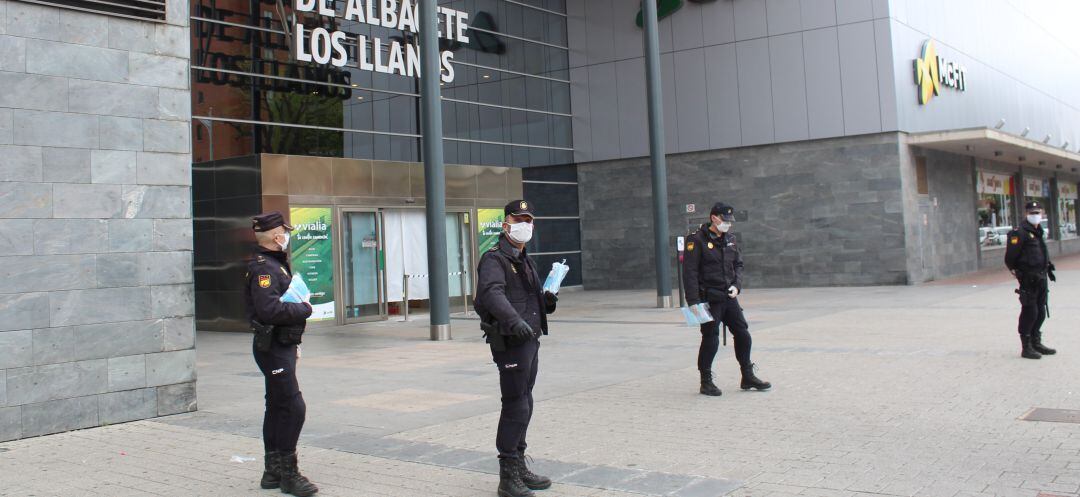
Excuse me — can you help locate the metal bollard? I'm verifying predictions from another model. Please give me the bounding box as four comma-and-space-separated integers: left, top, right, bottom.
402, 274, 409, 322
459, 271, 469, 315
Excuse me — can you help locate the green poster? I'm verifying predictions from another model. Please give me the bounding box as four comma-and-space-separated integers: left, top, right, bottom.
290, 207, 335, 322
477, 208, 504, 254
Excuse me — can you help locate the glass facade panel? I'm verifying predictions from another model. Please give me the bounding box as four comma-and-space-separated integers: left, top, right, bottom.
192, 0, 571, 166
976, 171, 1016, 250
1059, 182, 1079, 240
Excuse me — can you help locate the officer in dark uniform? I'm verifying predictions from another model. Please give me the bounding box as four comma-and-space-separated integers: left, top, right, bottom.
245, 211, 319, 496
682, 202, 770, 396
474, 200, 558, 497
1005, 200, 1058, 359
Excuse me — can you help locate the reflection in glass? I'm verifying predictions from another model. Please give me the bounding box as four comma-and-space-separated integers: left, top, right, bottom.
344, 212, 382, 320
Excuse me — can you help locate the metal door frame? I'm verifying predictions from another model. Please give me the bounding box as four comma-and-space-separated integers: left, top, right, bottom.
336, 207, 387, 324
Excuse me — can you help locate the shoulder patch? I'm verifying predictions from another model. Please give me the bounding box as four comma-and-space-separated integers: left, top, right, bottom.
1010, 236, 1020, 245
686, 242, 695, 251
258, 275, 271, 288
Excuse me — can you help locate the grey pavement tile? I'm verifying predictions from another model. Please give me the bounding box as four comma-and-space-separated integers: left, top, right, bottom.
561, 466, 651, 492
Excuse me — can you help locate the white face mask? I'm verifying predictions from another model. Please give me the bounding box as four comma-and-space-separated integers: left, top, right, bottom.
1027, 215, 1043, 226
718, 222, 732, 233
277, 232, 290, 250
506, 222, 534, 244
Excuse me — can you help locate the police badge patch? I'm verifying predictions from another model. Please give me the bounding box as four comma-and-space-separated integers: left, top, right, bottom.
258, 275, 271, 288
686, 242, 695, 251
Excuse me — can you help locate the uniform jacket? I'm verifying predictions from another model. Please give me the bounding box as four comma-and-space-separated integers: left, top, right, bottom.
475, 235, 550, 338
244, 248, 312, 327
682, 223, 744, 305
1005, 221, 1051, 276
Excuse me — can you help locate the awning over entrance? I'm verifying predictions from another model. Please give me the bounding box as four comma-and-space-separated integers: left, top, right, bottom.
907, 127, 1080, 174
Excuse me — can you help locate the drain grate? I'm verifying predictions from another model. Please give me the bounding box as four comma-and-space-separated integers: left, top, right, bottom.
1021, 408, 1080, 424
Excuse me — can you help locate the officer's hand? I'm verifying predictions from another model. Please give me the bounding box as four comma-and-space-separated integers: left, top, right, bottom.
509, 320, 534, 339
1049, 271, 1057, 282
544, 291, 558, 312
1049, 263, 1057, 272
728, 286, 739, 298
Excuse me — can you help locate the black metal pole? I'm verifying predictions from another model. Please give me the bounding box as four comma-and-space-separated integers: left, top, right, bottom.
419, 0, 450, 340
642, 0, 672, 308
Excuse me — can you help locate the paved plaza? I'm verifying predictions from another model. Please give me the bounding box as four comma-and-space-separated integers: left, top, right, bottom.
4, 257, 1080, 496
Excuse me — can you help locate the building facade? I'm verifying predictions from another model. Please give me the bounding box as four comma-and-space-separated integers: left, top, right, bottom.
0, 0, 195, 442
4, 0, 1080, 441
569, 0, 1080, 289
190, 0, 582, 331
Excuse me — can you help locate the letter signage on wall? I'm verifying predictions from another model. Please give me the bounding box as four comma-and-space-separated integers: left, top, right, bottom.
914, 39, 967, 105
293, 0, 468, 83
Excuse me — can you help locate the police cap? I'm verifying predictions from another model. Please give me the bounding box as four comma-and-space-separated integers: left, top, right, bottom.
1025, 200, 1044, 212
710, 202, 736, 222
504, 199, 535, 218
252, 211, 294, 232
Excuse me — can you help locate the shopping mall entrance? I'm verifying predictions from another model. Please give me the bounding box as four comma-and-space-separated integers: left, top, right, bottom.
339, 208, 474, 324
192, 154, 522, 332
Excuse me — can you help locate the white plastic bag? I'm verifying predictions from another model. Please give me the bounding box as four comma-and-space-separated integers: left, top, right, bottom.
680, 303, 714, 326
543, 259, 570, 294
279, 274, 311, 303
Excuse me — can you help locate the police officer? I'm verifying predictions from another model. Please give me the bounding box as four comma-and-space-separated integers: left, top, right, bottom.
1005, 200, 1058, 359
683, 202, 771, 396
245, 211, 319, 496
475, 200, 558, 497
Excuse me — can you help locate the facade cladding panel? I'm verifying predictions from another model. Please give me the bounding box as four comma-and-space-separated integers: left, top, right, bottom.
0, 0, 195, 441
570, 0, 1080, 289
190, 0, 583, 330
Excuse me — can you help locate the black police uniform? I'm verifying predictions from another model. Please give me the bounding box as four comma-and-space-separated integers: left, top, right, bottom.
244, 211, 318, 496
682, 202, 769, 395
474, 200, 556, 497
1004, 207, 1057, 358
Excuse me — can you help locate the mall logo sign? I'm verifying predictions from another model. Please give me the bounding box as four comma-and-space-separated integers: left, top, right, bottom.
914, 39, 967, 105
635, 0, 716, 28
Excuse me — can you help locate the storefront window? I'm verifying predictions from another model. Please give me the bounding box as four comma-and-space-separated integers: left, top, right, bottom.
1058, 182, 1078, 240
1024, 177, 1053, 239
976, 171, 1015, 249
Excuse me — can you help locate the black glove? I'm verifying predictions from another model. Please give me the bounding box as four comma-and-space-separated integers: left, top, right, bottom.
506, 320, 534, 340
1049, 263, 1056, 272
1049, 271, 1057, 282
544, 291, 558, 313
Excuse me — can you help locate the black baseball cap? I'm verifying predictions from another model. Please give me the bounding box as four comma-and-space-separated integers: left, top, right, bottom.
504, 199, 535, 218
710, 202, 736, 222
252, 211, 294, 232
1025, 200, 1044, 212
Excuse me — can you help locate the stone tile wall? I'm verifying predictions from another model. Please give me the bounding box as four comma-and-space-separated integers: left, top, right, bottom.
0, 0, 194, 441
578, 133, 909, 290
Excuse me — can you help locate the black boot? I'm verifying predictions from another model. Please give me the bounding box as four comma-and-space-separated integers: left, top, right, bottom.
699, 370, 722, 396
1032, 333, 1057, 355
740, 364, 772, 391
1021, 335, 1043, 359
279, 451, 319, 496
515, 456, 552, 490
498, 458, 535, 497
260, 450, 281, 489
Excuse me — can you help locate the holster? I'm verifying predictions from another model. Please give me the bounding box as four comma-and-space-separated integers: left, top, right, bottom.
252, 320, 274, 353
275, 325, 304, 345
481, 319, 507, 352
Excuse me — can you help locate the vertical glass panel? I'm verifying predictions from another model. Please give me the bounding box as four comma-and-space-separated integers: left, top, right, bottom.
344, 212, 381, 320
976, 171, 1016, 250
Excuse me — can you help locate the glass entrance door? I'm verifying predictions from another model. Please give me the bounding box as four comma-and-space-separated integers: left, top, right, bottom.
446, 212, 473, 312
342, 210, 385, 322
